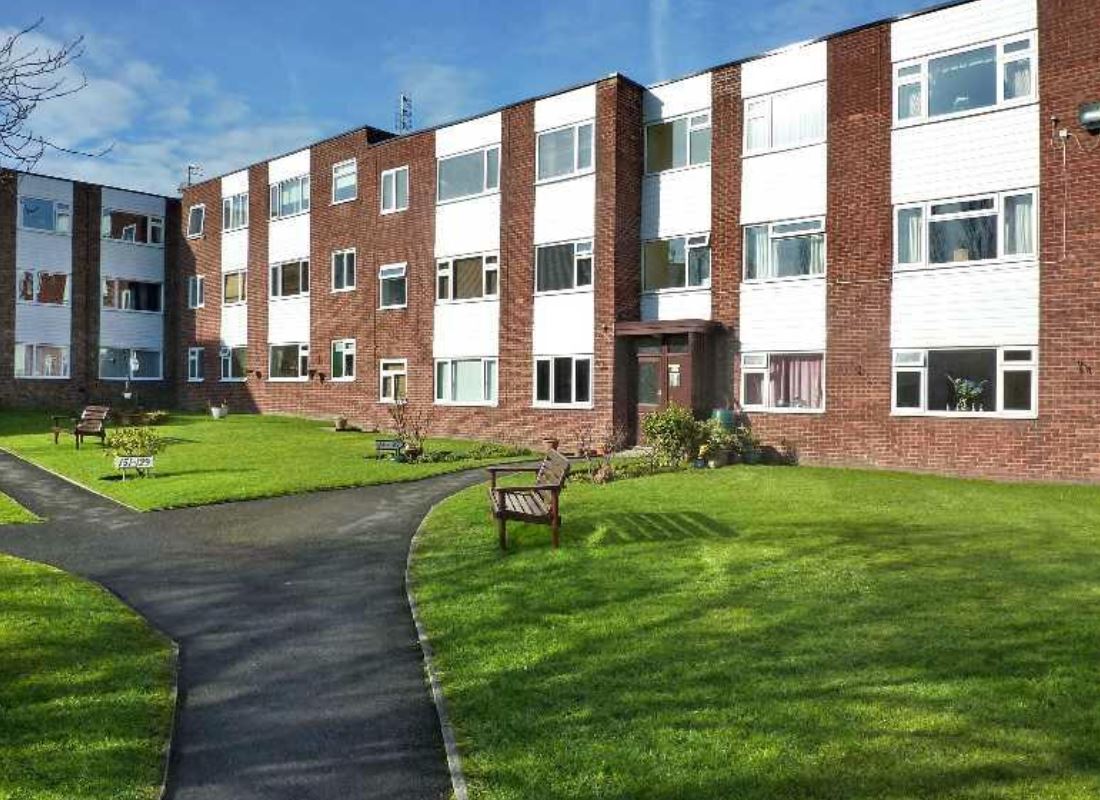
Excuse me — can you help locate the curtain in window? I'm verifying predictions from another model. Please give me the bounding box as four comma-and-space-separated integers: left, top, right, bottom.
18, 271, 34, 301
36, 345, 66, 377
807, 235, 825, 275
537, 245, 574, 292
452, 360, 484, 402
768, 355, 823, 409
1004, 194, 1033, 255
745, 227, 769, 279
1004, 59, 1031, 100
453, 257, 483, 299
771, 85, 824, 149
897, 208, 922, 263
37, 273, 68, 304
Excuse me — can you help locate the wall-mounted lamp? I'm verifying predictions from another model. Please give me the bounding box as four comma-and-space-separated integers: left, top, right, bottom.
1079, 102, 1100, 134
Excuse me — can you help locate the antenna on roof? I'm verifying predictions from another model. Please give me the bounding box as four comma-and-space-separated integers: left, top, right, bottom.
395, 93, 413, 134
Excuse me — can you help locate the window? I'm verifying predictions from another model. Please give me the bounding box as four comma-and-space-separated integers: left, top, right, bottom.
379, 263, 407, 308
17, 270, 69, 305
435, 358, 498, 405
223, 270, 247, 305
436, 253, 499, 301
537, 121, 594, 181
535, 240, 592, 293
331, 339, 355, 381
741, 353, 824, 411
186, 204, 205, 238
20, 197, 71, 234
437, 146, 500, 202
332, 160, 357, 203
269, 343, 309, 381
642, 234, 710, 292
187, 347, 205, 382
14, 343, 69, 379
102, 209, 165, 245
895, 190, 1035, 267
269, 175, 310, 220
270, 259, 309, 298
380, 166, 409, 213
102, 279, 163, 312
332, 249, 356, 292
220, 346, 247, 381
379, 359, 407, 402
534, 355, 592, 407
99, 347, 162, 381
892, 347, 1037, 415
744, 218, 826, 280
895, 36, 1035, 123
645, 112, 711, 172
743, 83, 826, 154
222, 192, 249, 231
187, 276, 205, 309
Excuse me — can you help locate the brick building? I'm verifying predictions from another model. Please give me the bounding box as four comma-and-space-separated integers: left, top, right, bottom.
5, 0, 1100, 482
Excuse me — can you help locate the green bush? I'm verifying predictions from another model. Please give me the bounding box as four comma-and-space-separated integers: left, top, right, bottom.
467, 442, 531, 459
640, 404, 701, 467
104, 427, 168, 458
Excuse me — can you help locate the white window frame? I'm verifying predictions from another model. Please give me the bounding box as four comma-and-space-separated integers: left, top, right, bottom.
434, 357, 498, 406
740, 352, 826, 414
891, 346, 1038, 418
187, 275, 205, 309
380, 165, 409, 214
533, 354, 593, 409
436, 252, 499, 303
331, 159, 357, 204
331, 248, 356, 293
894, 188, 1037, 271
536, 120, 595, 183
893, 33, 1037, 127
19, 196, 71, 235
268, 343, 310, 382
221, 192, 249, 232
99, 347, 163, 381
742, 82, 827, 156
269, 259, 310, 300
743, 217, 827, 282
534, 240, 593, 295
644, 110, 711, 174
14, 342, 70, 380
331, 339, 356, 382
436, 145, 501, 204
102, 278, 164, 314
379, 359, 408, 403
220, 345, 248, 382
187, 347, 205, 382
186, 204, 206, 238
269, 174, 311, 220
17, 270, 70, 306
641, 233, 711, 294
222, 270, 247, 306
101, 209, 165, 247
379, 262, 408, 309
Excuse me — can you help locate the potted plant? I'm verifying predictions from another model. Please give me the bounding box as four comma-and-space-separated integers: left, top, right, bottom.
947, 375, 988, 412
334, 415, 349, 431
210, 400, 229, 419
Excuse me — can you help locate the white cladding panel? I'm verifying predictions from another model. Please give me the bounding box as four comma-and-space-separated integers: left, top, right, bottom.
741, 144, 827, 224
641, 290, 712, 322
532, 293, 595, 355
15, 229, 72, 271
268, 214, 311, 263
17, 173, 72, 204
221, 170, 249, 197
535, 174, 595, 244
15, 304, 70, 344
891, 264, 1039, 348
220, 304, 248, 347
741, 42, 827, 98
435, 113, 501, 158
101, 187, 165, 217
433, 301, 500, 358
892, 105, 1040, 204
101, 240, 165, 281
740, 279, 827, 352
643, 73, 712, 121
222, 230, 248, 272
435, 194, 501, 257
642, 168, 711, 240
892, 0, 1036, 62
268, 297, 310, 344
100, 310, 163, 349
535, 85, 597, 131
268, 149, 310, 183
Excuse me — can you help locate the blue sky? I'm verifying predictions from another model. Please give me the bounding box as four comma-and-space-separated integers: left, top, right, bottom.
6, 0, 924, 195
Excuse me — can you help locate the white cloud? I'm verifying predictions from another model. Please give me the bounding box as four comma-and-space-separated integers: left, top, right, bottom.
382, 56, 487, 128
649, 0, 671, 81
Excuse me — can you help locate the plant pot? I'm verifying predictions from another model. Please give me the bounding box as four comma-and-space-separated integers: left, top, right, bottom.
210, 406, 228, 420
692, 458, 707, 469
122, 391, 132, 401
335, 416, 348, 431
404, 446, 422, 460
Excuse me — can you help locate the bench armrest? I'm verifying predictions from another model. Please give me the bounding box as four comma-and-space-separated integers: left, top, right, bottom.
486, 466, 539, 474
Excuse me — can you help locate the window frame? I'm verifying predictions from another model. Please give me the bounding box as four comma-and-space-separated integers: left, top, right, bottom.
532, 354, 593, 409
436, 252, 499, 303
330, 338, 356, 382
102, 277, 164, 314
380, 165, 410, 214
436, 144, 501, 204
378, 262, 408, 310
101, 208, 165, 247
268, 343, 310, 382
378, 358, 408, 404
98, 347, 163, 381
536, 120, 596, 183
221, 192, 249, 232
534, 239, 594, 295
268, 174, 311, 220
331, 248, 356, 293
187, 275, 205, 309
14, 342, 70, 380
331, 159, 358, 205
641, 233, 712, 294
434, 357, 499, 406
891, 346, 1038, 418
19, 196, 71, 235
740, 351, 827, 414
187, 347, 205, 383
743, 217, 827, 282
222, 270, 247, 306
186, 204, 206, 238
644, 110, 711, 174
742, 82, 827, 156
269, 259, 310, 300
219, 345, 248, 382
17, 270, 70, 306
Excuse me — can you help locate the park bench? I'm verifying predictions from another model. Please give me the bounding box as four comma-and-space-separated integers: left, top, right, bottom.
52, 406, 110, 449
374, 438, 405, 459
488, 449, 571, 550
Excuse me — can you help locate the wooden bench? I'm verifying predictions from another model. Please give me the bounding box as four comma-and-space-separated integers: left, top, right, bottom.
374, 438, 405, 459
52, 406, 110, 449
488, 450, 571, 550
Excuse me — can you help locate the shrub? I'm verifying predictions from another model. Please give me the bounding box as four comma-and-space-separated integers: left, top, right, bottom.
641, 404, 701, 466
104, 427, 168, 458
467, 442, 531, 459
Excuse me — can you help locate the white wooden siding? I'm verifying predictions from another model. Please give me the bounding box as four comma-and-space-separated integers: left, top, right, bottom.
268, 149, 310, 184
435, 113, 501, 158
741, 41, 827, 99
642, 168, 711, 241
17, 173, 72, 205
222, 230, 248, 272
892, 0, 1036, 62
741, 144, 827, 225
533, 293, 595, 355
101, 240, 165, 281
15, 304, 70, 344
435, 195, 500, 258
99, 310, 163, 350
739, 278, 827, 352
643, 73, 712, 122
220, 304, 248, 348
268, 214, 310, 263
15, 229, 71, 272
534, 85, 597, 132
535, 174, 595, 245
15, 175, 73, 351
268, 296, 310, 344
101, 187, 165, 217
432, 301, 500, 358
641, 290, 712, 322
221, 169, 249, 198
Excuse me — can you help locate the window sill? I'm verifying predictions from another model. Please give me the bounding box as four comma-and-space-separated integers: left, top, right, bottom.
891, 410, 1037, 420
643, 162, 709, 179
436, 189, 500, 207
330, 377, 356, 383
379, 303, 408, 311
222, 301, 248, 308
15, 375, 70, 381
269, 294, 310, 302
102, 308, 164, 316
742, 138, 826, 160
223, 225, 249, 235
641, 286, 711, 296
331, 196, 358, 206
742, 406, 825, 415
102, 238, 165, 250
893, 257, 1037, 274
380, 206, 408, 216
435, 400, 498, 408
536, 168, 595, 187
16, 300, 70, 307
533, 402, 595, 411
186, 234, 205, 240
436, 296, 500, 306
268, 377, 309, 383
269, 209, 310, 222
187, 378, 204, 384
219, 378, 247, 383
19, 226, 72, 237
187, 304, 205, 310
534, 286, 594, 298
101, 377, 163, 382
742, 273, 826, 286
331, 287, 357, 294
893, 97, 1038, 130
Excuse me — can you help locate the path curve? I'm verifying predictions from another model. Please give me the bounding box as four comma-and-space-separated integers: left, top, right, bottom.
0, 451, 486, 800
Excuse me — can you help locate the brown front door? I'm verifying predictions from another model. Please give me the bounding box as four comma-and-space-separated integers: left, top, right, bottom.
636, 354, 662, 435
634, 334, 695, 440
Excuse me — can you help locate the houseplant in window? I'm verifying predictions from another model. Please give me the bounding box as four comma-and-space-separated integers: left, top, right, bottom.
947, 375, 988, 412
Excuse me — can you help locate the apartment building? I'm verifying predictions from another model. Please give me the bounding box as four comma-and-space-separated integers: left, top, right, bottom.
5, 0, 1100, 482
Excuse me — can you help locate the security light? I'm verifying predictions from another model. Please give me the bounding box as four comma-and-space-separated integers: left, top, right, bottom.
1079, 102, 1100, 133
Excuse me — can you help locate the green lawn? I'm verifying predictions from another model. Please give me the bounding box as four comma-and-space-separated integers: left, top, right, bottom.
0, 554, 174, 800
0, 411, 523, 511
0, 492, 37, 525
412, 466, 1100, 800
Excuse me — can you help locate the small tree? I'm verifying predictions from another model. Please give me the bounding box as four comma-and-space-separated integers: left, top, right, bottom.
387, 400, 432, 455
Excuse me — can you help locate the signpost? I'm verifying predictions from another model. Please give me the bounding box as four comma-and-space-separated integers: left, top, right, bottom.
115, 456, 154, 479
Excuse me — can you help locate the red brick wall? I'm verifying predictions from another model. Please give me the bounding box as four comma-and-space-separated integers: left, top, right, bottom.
710, 64, 742, 409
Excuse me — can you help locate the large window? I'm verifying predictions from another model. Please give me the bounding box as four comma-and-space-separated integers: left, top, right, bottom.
895, 35, 1035, 122
332, 249, 356, 292
331, 339, 355, 381
437, 146, 500, 203
222, 192, 249, 231
270, 259, 309, 298
103, 278, 162, 312
645, 112, 711, 172
895, 190, 1035, 268
535, 240, 592, 293
537, 121, 594, 181
269, 175, 310, 219
744, 83, 826, 155
187, 276, 205, 309
379, 359, 408, 403
269, 343, 309, 381
99, 347, 162, 381
14, 343, 69, 379
186, 204, 205, 238
435, 358, 498, 405
20, 197, 71, 234
223, 270, 246, 305
642, 234, 710, 292
893, 347, 1036, 415
102, 209, 164, 245
381, 166, 409, 213
187, 347, 205, 382
534, 355, 592, 407
741, 352, 824, 412
379, 263, 407, 308
437, 253, 498, 301
220, 346, 247, 381
332, 160, 357, 204
744, 218, 826, 280
17, 270, 69, 305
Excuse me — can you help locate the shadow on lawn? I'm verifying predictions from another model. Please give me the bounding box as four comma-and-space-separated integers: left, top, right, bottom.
581, 511, 737, 545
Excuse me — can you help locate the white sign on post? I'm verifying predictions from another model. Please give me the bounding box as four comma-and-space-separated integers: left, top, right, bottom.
115, 456, 155, 479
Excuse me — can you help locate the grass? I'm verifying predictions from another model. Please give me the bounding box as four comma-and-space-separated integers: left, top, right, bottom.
0, 410, 525, 511
412, 466, 1100, 799
0, 554, 174, 800
0, 492, 37, 525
